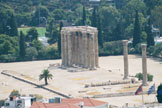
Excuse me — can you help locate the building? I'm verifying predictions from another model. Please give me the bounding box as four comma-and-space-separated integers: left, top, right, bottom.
30, 97, 109, 108
3, 96, 36, 108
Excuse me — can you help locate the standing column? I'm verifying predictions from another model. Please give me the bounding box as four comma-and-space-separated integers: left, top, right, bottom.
64, 30, 68, 66
82, 31, 86, 68
73, 32, 77, 66
61, 30, 65, 66
80, 33, 84, 67
94, 30, 99, 67
87, 34, 91, 69
123, 40, 129, 79
90, 33, 95, 70
85, 33, 89, 68
78, 32, 81, 66
67, 31, 72, 66
141, 44, 148, 86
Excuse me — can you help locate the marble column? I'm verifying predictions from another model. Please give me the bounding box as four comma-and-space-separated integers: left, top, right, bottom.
85, 33, 89, 68
95, 30, 99, 67
90, 33, 95, 70
141, 44, 148, 86
82, 31, 87, 68
64, 30, 68, 66
61, 31, 65, 66
123, 40, 129, 79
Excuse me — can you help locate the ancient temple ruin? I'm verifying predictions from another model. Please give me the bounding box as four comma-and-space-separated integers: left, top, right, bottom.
61, 26, 99, 70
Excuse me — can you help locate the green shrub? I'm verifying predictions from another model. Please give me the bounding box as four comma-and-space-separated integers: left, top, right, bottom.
0, 100, 5, 107
148, 73, 153, 81
135, 73, 143, 80
135, 73, 153, 81
9, 90, 20, 97
99, 40, 123, 56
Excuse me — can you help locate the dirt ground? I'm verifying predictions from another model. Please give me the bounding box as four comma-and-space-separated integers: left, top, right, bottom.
0, 55, 161, 107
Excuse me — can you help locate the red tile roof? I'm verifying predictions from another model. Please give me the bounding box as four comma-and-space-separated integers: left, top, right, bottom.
31, 102, 80, 108
62, 98, 107, 107
30, 98, 107, 108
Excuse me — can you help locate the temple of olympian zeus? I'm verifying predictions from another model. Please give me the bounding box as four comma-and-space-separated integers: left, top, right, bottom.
61, 26, 148, 85
61, 26, 99, 70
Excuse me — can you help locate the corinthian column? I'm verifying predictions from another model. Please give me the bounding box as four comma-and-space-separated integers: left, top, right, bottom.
61, 30, 65, 66
141, 44, 148, 86
123, 40, 129, 79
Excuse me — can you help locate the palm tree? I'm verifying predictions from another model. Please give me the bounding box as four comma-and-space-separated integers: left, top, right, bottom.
39, 69, 53, 85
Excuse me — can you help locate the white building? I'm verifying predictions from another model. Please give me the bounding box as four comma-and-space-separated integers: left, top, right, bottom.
4, 96, 36, 108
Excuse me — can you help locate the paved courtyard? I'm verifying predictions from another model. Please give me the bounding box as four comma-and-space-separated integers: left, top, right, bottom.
0, 55, 161, 106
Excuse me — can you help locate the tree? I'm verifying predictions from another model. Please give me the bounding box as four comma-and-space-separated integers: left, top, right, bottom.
151, 6, 162, 33
39, 69, 53, 85
26, 28, 38, 42
46, 19, 54, 38
91, 8, 97, 27
99, 6, 120, 41
9, 14, 18, 36
82, 5, 86, 25
3, 40, 13, 54
48, 28, 59, 44
31, 5, 49, 26
19, 31, 26, 59
133, 10, 141, 47
5, 14, 18, 36
157, 84, 162, 103
10, 90, 20, 97
52, 9, 65, 21
113, 21, 123, 41
31, 40, 43, 51
146, 18, 154, 47
0, 34, 18, 56
58, 21, 63, 56
25, 47, 38, 60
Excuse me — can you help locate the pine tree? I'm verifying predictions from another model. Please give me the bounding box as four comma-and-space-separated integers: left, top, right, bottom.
97, 15, 103, 48
91, 7, 97, 27
133, 10, 141, 47
58, 21, 63, 56
146, 18, 154, 47
82, 5, 86, 26
19, 31, 26, 59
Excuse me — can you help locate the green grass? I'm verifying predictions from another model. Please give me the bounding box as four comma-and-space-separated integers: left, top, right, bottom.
18, 27, 46, 37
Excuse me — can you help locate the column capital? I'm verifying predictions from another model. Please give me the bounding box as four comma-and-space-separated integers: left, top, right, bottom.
122, 40, 128, 46
141, 44, 147, 49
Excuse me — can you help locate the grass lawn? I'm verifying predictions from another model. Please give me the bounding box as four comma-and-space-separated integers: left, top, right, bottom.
18, 27, 46, 37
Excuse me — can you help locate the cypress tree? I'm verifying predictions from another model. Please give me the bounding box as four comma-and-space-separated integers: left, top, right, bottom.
91, 7, 97, 27
97, 15, 103, 48
82, 5, 86, 26
133, 10, 141, 47
146, 18, 154, 47
58, 21, 63, 56
113, 21, 122, 41
19, 31, 26, 59
8, 14, 18, 36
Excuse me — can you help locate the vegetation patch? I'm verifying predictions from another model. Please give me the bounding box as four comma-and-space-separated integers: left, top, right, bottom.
18, 27, 46, 37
